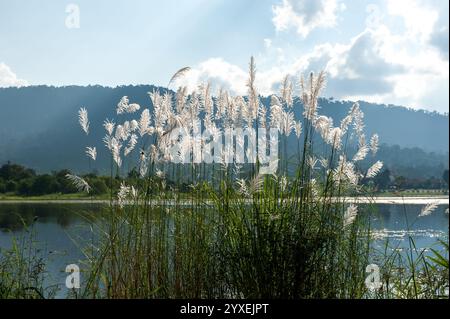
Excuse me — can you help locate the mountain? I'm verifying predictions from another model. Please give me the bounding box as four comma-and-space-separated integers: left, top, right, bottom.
0, 85, 448, 176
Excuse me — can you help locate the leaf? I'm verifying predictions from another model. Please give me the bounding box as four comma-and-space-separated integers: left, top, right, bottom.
427, 248, 449, 269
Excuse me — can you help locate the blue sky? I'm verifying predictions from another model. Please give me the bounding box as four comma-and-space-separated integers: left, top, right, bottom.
0, 0, 448, 112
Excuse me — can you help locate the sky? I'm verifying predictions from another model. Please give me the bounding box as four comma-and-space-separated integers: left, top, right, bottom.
0, 0, 448, 113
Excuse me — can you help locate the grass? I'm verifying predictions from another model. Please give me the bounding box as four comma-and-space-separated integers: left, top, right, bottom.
1, 59, 448, 299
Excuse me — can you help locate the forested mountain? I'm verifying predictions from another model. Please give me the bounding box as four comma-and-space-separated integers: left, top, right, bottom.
0, 85, 448, 177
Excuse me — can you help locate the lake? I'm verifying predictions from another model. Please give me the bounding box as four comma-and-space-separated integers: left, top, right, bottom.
0, 201, 448, 298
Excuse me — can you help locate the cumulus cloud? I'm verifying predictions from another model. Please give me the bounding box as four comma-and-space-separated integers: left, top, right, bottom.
429, 27, 449, 60
0, 63, 28, 87
272, 0, 343, 37
173, 58, 248, 95
386, 0, 439, 41
176, 0, 448, 112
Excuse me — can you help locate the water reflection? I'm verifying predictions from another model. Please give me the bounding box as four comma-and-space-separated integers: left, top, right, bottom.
0, 203, 101, 231
0, 202, 448, 298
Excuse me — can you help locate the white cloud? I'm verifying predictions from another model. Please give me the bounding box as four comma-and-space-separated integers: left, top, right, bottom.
272, 0, 343, 37
173, 58, 248, 95
0, 63, 28, 87
177, 0, 448, 112
386, 0, 439, 42
429, 27, 449, 60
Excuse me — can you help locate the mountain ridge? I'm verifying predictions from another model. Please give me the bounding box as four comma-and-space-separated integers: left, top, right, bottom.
0, 85, 448, 174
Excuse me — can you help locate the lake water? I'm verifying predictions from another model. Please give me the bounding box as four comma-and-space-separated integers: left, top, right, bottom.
0, 202, 448, 298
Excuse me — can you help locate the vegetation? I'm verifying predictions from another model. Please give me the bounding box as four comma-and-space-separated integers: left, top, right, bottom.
0, 59, 448, 299
1, 162, 447, 200
0, 163, 109, 197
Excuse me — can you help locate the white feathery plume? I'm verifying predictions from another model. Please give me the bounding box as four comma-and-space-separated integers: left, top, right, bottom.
117, 96, 140, 114
117, 182, 131, 208
115, 124, 127, 141
117, 96, 130, 114
139, 150, 148, 178
109, 137, 122, 167
280, 75, 293, 108
249, 174, 264, 194
353, 144, 369, 162
127, 103, 141, 114
259, 104, 267, 128
246, 56, 259, 122
340, 114, 352, 135
314, 116, 333, 141
139, 109, 151, 137
176, 86, 188, 113
301, 71, 325, 122
86, 147, 97, 161
103, 119, 115, 136
280, 111, 295, 136
66, 174, 91, 193
359, 134, 366, 149
130, 120, 139, 132
124, 134, 138, 156
366, 161, 383, 178
168, 67, 191, 87
310, 178, 319, 198
344, 204, 358, 228
370, 134, 379, 156
78, 107, 90, 135
334, 156, 359, 185
328, 127, 342, 150
280, 176, 288, 192
351, 103, 365, 144
236, 178, 249, 197
294, 121, 302, 138
155, 169, 165, 179
419, 202, 439, 217
270, 98, 283, 131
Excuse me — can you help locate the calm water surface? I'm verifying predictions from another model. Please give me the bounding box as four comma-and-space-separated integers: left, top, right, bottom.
0, 202, 448, 298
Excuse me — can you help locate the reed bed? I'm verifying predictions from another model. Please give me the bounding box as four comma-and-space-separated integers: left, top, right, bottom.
1, 57, 447, 299
73, 58, 382, 299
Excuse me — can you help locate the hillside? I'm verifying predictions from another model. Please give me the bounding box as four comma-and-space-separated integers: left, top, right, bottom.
0, 85, 448, 176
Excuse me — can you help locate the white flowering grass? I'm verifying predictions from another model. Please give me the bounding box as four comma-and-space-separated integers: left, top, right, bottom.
70, 57, 436, 300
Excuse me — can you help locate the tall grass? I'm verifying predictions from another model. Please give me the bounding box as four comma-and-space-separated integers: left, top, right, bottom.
71, 58, 385, 299
0, 220, 57, 299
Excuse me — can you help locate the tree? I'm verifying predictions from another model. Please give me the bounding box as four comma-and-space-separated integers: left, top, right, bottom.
17, 179, 34, 196
373, 169, 392, 190
89, 179, 108, 195
30, 174, 59, 195
0, 162, 36, 181
443, 169, 449, 186
0, 179, 6, 193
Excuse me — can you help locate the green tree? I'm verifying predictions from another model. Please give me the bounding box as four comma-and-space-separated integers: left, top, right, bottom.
443, 169, 449, 186
0, 162, 36, 181
90, 178, 108, 195
373, 169, 392, 190
17, 178, 35, 196
30, 174, 59, 195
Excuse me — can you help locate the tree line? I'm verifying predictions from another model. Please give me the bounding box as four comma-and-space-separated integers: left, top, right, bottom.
0, 162, 448, 197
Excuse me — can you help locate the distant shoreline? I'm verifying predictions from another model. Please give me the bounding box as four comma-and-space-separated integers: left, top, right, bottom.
0, 196, 448, 205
